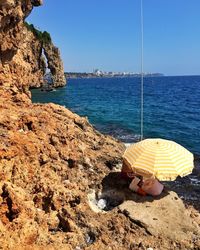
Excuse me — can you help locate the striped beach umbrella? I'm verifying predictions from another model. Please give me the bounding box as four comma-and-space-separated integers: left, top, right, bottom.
123, 138, 194, 181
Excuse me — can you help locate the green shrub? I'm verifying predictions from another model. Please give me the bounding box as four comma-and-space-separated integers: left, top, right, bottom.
25, 22, 52, 44
42, 31, 52, 44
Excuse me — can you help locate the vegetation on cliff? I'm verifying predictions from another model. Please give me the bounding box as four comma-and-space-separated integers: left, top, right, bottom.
25, 22, 52, 44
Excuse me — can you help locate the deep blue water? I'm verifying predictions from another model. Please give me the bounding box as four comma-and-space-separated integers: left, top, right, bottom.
31, 76, 200, 155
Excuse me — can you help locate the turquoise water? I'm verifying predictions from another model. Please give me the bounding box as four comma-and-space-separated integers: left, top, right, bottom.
31, 76, 200, 155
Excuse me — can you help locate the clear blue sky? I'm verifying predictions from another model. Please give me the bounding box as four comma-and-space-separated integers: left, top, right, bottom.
28, 0, 200, 76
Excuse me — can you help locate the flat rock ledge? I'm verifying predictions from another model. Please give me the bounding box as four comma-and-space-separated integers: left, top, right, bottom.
119, 191, 200, 242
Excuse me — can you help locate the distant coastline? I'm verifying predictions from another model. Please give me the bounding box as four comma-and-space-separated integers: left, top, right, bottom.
65, 71, 164, 79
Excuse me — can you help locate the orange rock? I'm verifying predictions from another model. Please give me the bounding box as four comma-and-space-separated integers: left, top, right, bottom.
0, 1, 199, 249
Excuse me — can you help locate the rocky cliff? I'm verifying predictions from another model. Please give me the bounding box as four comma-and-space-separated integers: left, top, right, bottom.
0, 89, 126, 249
25, 22, 66, 88
43, 42, 66, 87
0, 1, 199, 250
0, 0, 41, 95
0, 0, 65, 94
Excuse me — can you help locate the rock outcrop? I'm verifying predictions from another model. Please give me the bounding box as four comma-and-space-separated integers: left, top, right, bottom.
0, 90, 125, 249
25, 23, 66, 88
15, 25, 46, 89
0, 1, 199, 249
43, 42, 66, 87
0, 0, 65, 94
0, 0, 44, 95
119, 191, 199, 241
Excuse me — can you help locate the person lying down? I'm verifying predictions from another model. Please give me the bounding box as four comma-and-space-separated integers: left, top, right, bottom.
121, 160, 164, 196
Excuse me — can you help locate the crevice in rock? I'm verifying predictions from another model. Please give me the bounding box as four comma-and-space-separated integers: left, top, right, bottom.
105, 159, 120, 170
1, 49, 16, 64
67, 158, 76, 169
121, 209, 152, 235
57, 214, 72, 232
85, 231, 96, 245
1, 186, 19, 222
74, 120, 84, 130
25, 121, 33, 130
69, 196, 81, 208
42, 191, 55, 213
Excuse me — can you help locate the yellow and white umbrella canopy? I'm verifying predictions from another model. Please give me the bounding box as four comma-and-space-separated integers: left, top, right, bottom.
123, 138, 194, 181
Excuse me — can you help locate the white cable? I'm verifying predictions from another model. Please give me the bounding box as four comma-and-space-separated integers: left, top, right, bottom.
140, 0, 144, 141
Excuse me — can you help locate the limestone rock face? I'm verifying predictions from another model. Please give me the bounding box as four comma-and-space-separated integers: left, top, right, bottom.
0, 0, 65, 95
43, 42, 66, 87
0, 0, 43, 96
13, 27, 46, 89
24, 25, 66, 88
119, 191, 200, 241
0, 90, 125, 249
31, 0, 43, 7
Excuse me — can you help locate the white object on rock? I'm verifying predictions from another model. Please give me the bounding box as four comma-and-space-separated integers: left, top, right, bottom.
84, 157, 93, 167
129, 177, 140, 192
97, 199, 107, 210
63, 179, 71, 185
78, 164, 84, 170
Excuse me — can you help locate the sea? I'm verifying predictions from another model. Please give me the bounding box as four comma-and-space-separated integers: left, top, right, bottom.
31, 75, 200, 205
31, 75, 200, 155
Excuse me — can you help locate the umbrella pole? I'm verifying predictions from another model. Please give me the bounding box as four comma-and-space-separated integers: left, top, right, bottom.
140, 0, 144, 141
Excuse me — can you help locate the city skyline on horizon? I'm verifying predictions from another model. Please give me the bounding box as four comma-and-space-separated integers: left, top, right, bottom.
64, 69, 200, 77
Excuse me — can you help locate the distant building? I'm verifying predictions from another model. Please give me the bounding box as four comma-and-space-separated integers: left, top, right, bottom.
93, 69, 103, 76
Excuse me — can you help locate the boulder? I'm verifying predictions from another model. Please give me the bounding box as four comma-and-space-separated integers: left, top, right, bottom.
119, 191, 200, 241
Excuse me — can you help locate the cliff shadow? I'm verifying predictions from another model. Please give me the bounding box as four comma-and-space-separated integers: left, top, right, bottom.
1, 49, 16, 64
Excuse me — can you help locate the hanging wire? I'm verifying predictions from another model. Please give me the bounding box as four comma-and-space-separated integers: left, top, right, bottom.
140, 0, 144, 141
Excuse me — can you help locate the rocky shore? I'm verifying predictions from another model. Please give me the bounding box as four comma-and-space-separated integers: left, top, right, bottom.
0, 1, 199, 249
